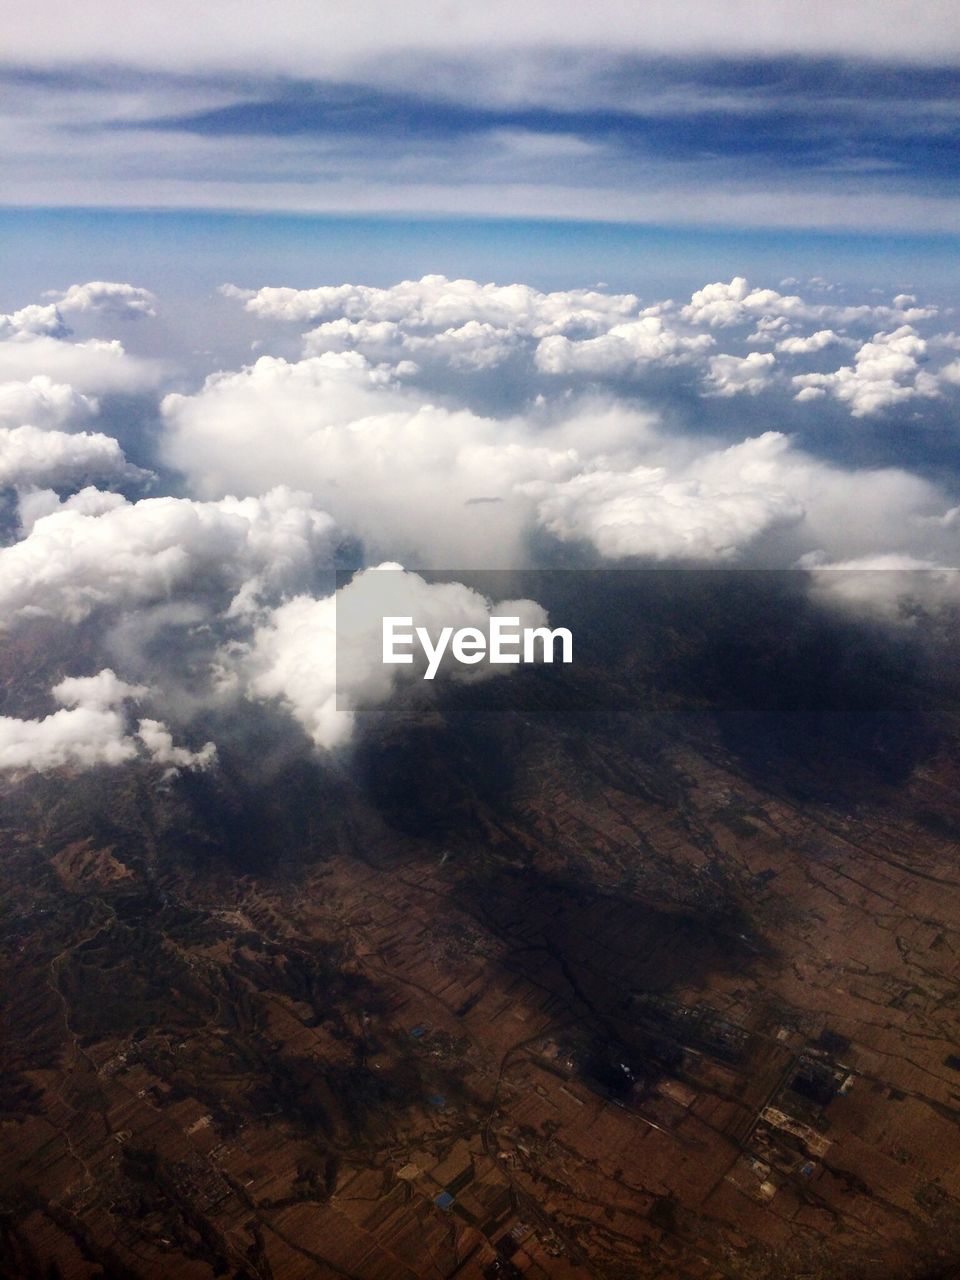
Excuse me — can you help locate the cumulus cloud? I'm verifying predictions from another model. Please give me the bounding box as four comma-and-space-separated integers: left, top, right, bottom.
524, 429, 959, 565
535, 317, 713, 376
682, 278, 799, 329
0, 668, 214, 773
17, 486, 129, 535
225, 274, 958, 419
0, 287, 165, 391
0, 425, 147, 491
776, 329, 848, 355
229, 275, 641, 335
0, 304, 70, 341
161, 350, 583, 566
238, 565, 549, 749
256, 277, 716, 379
704, 351, 776, 396
0, 486, 336, 624
50, 281, 157, 319
523, 433, 803, 559
681, 276, 936, 331
302, 316, 520, 372
0, 375, 98, 430
792, 326, 939, 415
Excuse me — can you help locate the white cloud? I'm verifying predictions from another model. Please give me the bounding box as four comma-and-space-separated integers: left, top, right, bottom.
17, 485, 129, 535
0, 667, 214, 773
776, 329, 847, 355
302, 317, 520, 371
705, 351, 776, 396
249, 276, 716, 379
231, 275, 642, 338
792, 325, 939, 416
136, 718, 217, 769
0, 335, 163, 393
682, 277, 937, 331
161, 350, 582, 566
160, 294, 960, 571
683, 278, 792, 328
239, 565, 549, 749
0, 486, 336, 624
6, 2, 960, 71
0, 425, 147, 490
0, 376, 98, 430
524, 433, 804, 560
801, 557, 960, 624
0, 704, 138, 771
50, 281, 157, 319
535, 317, 713, 376
522, 429, 957, 565
54, 668, 149, 709
0, 304, 69, 341
0, 288, 166, 391
0, 267, 957, 767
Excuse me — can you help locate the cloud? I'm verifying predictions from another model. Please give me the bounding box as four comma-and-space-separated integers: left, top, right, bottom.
6, 3, 960, 71
0, 267, 956, 775
225, 274, 958, 420
4, 43, 960, 230
0, 375, 98, 430
238, 565, 549, 749
0, 486, 336, 624
523, 429, 958, 565
0, 425, 147, 490
247, 276, 714, 378
681, 277, 936, 331
535, 318, 713, 376
0, 287, 166, 391
54, 668, 149, 709
161, 350, 582, 566
776, 329, 847, 355
0, 304, 70, 341
303, 317, 520, 372
523, 433, 803, 560
17, 486, 129, 534
704, 351, 776, 396
0, 336, 162, 393
792, 325, 939, 415
161, 279, 960, 571
0, 667, 214, 773
233, 274, 642, 337
50, 281, 157, 319
800, 557, 960, 625
136, 717, 217, 769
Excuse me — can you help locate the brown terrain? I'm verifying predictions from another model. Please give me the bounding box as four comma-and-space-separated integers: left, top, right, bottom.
2, 578, 960, 1280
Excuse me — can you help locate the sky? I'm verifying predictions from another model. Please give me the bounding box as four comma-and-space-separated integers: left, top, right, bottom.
0, 2, 958, 772
2, 1, 960, 234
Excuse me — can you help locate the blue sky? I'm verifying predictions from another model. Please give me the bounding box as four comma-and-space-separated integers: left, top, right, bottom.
3, 208, 959, 311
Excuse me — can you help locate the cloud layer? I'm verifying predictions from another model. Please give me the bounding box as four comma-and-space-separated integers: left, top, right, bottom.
2, 34, 959, 228
0, 270, 957, 773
